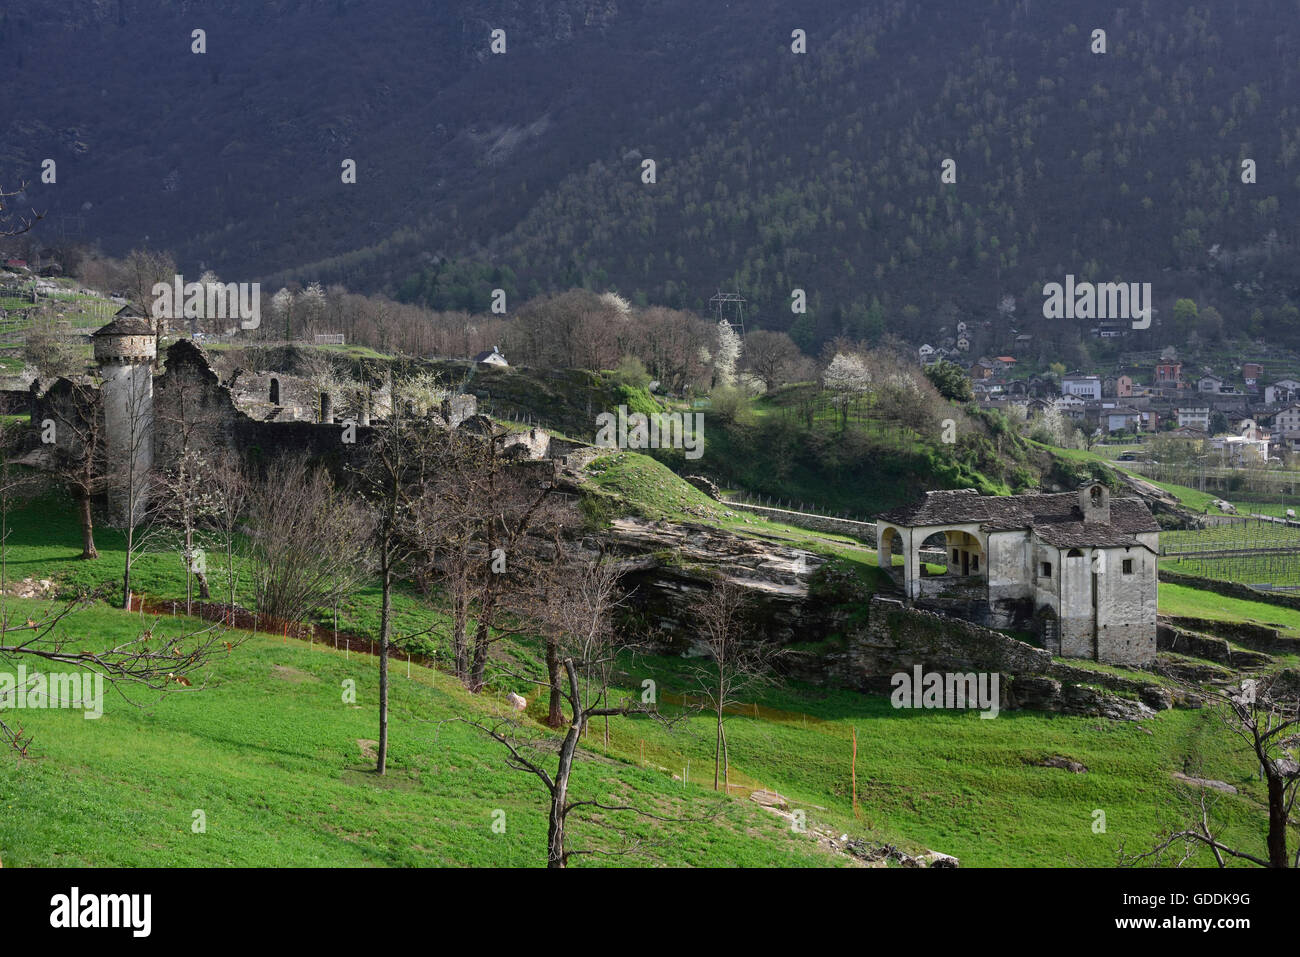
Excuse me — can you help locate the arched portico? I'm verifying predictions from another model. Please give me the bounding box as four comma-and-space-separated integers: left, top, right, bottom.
876, 521, 988, 598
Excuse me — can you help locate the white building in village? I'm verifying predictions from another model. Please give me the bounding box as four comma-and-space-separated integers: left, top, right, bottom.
1061, 374, 1102, 400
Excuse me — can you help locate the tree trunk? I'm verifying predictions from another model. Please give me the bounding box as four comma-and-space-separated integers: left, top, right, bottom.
714, 707, 723, 791
722, 722, 730, 791
377, 558, 391, 776
468, 591, 497, 692
547, 658, 584, 868
547, 785, 568, 869
77, 491, 98, 559
1266, 773, 1288, 868
546, 635, 564, 728
121, 546, 132, 611
452, 589, 469, 682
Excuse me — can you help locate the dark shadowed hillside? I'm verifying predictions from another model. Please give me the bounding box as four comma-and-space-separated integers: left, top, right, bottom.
3, 0, 1298, 353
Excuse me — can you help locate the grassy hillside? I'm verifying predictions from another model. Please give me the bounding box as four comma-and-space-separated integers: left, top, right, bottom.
0, 603, 842, 868
658, 386, 1044, 517
0, 592, 1276, 868
0, 488, 1287, 867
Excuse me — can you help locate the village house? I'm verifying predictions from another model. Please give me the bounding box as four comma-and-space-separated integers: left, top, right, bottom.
1197, 374, 1224, 394
1104, 407, 1143, 434
1271, 403, 1300, 435
1264, 379, 1300, 405
1210, 434, 1270, 467
474, 345, 509, 368
1274, 431, 1300, 456
1061, 373, 1102, 400
1176, 406, 1211, 431
1166, 426, 1208, 446
876, 483, 1159, 666
1229, 416, 1267, 441
1155, 359, 1182, 388
1102, 374, 1134, 398
1053, 394, 1087, 419
1242, 362, 1264, 388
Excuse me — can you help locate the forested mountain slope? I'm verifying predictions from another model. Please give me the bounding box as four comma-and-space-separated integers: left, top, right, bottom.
3, 0, 1297, 352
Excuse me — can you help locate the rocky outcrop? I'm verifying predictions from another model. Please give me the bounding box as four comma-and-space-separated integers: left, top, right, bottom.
806, 596, 1167, 720
1008, 677, 1157, 721
1155, 654, 1232, 685
1110, 467, 1183, 516
1029, 755, 1088, 773
683, 475, 722, 500
604, 517, 833, 651
1157, 622, 1274, 669
1160, 614, 1300, 657
1048, 660, 1174, 711
1172, 772, 1238, 794
849, 598, 1051, 680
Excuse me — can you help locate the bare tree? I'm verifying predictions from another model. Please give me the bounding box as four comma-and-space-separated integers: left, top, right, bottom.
0, 592, 238, 756
38, 380, 105, 559
744, 329, 802, 392
297, 282, 327, 340
0, 428, 238, 754
507, 289, 624, 371
1122, 672, 1300, 868
205, 458, 249, 611
352, 392, 429, 775
0, 420, 40, 607
0, 181, 41, 237
408, 422, 570, 692
22, 313, 84, 380
689, 578, 780, 792
452, 550, 675, 867
246, 457, 375, 626
153, 364, 230, 609
118, 249, 176, 327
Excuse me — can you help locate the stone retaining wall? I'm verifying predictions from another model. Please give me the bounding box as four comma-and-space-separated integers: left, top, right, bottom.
725, 501, 877, 543
1161, 615, 1300, 656
1159, 568, 1300, 612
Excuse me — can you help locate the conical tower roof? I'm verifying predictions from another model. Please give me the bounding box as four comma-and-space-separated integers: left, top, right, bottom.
93, 304, 156, 338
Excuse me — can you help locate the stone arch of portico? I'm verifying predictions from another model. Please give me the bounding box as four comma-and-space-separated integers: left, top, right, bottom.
878, 524, 904, 573
877, 523, 988, 599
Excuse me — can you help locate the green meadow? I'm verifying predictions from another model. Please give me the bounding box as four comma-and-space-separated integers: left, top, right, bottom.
0, 489, 1286, 867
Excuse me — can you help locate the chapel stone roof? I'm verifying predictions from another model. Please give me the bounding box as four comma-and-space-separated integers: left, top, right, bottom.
878, 487, 1159, 548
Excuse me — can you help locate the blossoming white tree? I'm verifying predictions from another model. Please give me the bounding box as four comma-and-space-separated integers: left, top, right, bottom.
714, 319, 742, 387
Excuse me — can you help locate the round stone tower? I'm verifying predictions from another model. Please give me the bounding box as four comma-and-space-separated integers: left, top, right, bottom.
93, 306, 157, 522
